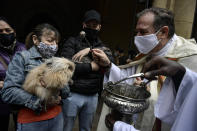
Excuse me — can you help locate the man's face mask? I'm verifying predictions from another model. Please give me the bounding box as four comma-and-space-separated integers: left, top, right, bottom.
134, 29, 161, 54
83, 28, 99, 41
0, 33, 15, 47
37, 42, 58, 58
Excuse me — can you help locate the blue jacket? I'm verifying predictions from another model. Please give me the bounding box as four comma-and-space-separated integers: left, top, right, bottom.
1, 46, 70, 113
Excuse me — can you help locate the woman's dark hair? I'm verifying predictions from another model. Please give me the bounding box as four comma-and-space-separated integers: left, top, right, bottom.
25, 23, 60, 49
0, 16, 15, 30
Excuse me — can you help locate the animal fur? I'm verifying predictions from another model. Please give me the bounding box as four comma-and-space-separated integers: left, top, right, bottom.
22, 57, 75, 108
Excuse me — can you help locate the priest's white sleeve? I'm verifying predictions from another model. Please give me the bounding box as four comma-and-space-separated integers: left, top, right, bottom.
104, 63, 121, 83
104, 63, 136, 84
155, 68, 197, 125
171, 69, 197, 131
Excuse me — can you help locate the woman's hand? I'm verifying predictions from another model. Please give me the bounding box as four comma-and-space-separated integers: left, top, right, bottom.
72, 48, 90, 62
46, 96, 62, 108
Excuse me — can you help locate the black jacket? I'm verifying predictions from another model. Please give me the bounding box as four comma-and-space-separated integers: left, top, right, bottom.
60, 35, 113, 95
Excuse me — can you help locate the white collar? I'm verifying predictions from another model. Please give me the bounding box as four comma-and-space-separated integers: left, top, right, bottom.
153, 34, 177, 56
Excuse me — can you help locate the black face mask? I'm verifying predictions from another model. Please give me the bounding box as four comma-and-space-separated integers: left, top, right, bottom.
0, 33, 15, 47
83, 28, 99, 42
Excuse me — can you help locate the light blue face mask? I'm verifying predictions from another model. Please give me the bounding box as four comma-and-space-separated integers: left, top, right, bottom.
37, 42, 58, 58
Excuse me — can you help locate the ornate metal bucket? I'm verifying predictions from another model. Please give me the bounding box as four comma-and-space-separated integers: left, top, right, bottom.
102, 83, 151, 115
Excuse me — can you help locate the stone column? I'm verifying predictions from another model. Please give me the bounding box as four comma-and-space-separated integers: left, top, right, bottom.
174, 0, 196, 38
153, 0, 196, 38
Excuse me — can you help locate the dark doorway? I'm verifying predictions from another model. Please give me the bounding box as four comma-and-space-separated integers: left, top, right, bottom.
24, 13, 60, 42
1, 0, 152, 51
192, 1, 197, 41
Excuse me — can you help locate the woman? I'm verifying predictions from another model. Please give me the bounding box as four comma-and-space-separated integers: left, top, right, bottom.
1, 23, 69, 131
0, 16, 26, 131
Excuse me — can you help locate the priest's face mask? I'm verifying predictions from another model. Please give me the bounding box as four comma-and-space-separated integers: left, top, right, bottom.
134, 13, 169, 54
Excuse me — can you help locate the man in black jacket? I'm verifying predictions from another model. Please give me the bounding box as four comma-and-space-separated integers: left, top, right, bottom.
60, 10, 113, 131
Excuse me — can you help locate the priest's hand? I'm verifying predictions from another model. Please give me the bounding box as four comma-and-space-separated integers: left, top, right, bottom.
143, 56, 186, 80
105, 110, 123, 131
92, 48, 111, 67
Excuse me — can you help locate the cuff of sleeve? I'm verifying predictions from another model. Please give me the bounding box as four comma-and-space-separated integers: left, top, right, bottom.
24, 96, 43, 113
100, 62, 111, 74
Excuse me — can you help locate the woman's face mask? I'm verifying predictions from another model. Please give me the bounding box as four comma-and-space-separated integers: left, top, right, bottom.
134, 29, 161, 54
0, 33, 15, 47
37, 42, 58, 58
